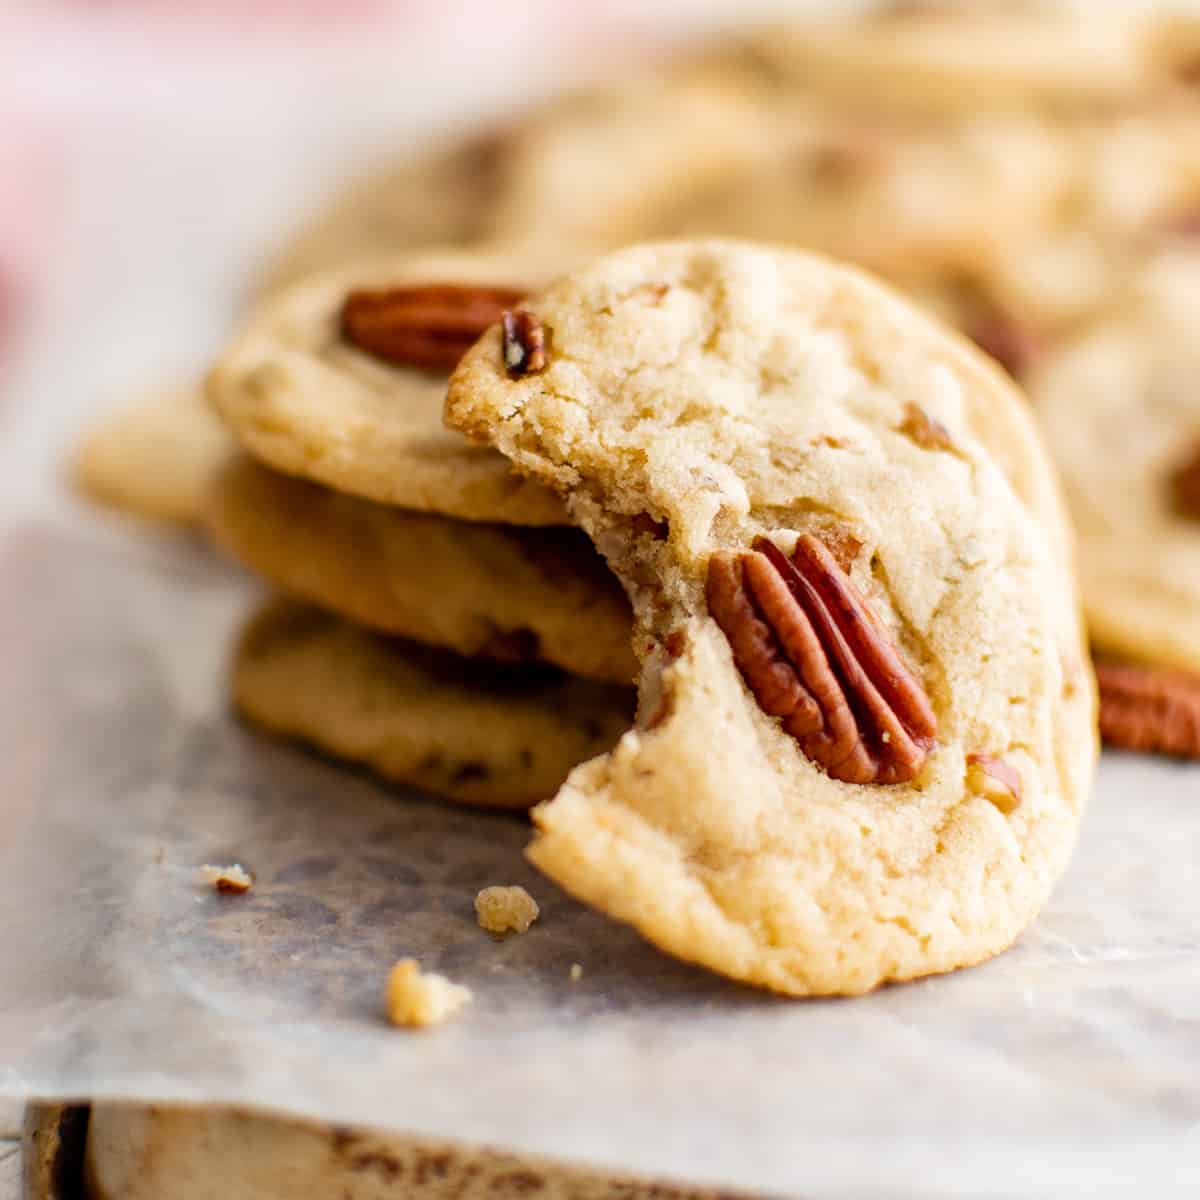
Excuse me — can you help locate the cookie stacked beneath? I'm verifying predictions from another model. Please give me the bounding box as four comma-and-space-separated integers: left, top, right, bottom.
203, 236, 1097, 993
204, 250, 637, 809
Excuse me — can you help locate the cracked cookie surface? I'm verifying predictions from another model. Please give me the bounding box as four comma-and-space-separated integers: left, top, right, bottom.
447, 239, 1095, 995
207, 454, 635, 684
233, 598, 634, 810
208, 248, 570, 525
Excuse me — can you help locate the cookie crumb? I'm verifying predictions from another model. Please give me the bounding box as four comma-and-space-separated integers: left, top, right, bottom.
569, 963, 583, 982
386, 959, 472, 1029
475, 885, 540, 935
200, 863, 252, 893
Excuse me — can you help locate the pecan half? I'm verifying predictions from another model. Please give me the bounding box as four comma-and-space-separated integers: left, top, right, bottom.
968, 310, 1041, 380
340, 284, 524, 370
502, 308, 547, 378
966, 753, 1022, 813
707, 533, 936, 784
1169, 440, 1200, 521
1096, 661, 1200, 760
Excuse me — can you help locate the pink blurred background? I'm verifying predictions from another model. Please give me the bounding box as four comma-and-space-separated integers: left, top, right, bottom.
0, 0, 811, 424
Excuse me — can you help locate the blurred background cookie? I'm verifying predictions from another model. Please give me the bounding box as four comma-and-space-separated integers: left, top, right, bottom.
71, 385, 232, 527
1032, 249, 1200, 676
60, 1, 1200, 791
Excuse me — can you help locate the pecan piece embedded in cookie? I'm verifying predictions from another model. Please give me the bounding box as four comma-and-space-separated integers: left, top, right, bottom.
898, 402, 954, 452
966, 753, 1022, 813
341, 283, 525, 370
502, 309, 547, 378
707, 534, 936, 785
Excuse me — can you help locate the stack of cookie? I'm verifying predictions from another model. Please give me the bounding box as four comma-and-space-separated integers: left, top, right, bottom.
70, 4, 1200, 995
228, 1, 1200, 763
204, 249, 639, 809
77, 3, 1200, 766
201, 231, 1097, 996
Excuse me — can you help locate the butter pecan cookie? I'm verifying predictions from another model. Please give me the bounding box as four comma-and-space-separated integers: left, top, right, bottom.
233, 598, 633, 810
488, 72, 769, 255
979, 99, 1200, 333
756, 2, 1156, 117
1032, 250, 1200, 675
208, 454, 635, 684
661, 101, 1071, 283
207, 249, 570, 525
265, 70, 766, 293
73, 384, 232, 527
447, 240, 1095, 995
261, 130, 507, 297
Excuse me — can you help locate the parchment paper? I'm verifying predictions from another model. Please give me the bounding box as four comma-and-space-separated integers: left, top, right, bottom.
0, 512, 1198, 1200
4, 5, 1200, 1186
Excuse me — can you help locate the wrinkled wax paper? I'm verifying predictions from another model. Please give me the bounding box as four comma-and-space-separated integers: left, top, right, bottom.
1, 516, 1199, 1200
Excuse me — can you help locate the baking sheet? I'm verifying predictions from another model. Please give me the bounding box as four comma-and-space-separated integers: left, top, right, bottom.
0, 512, 1198, 1200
